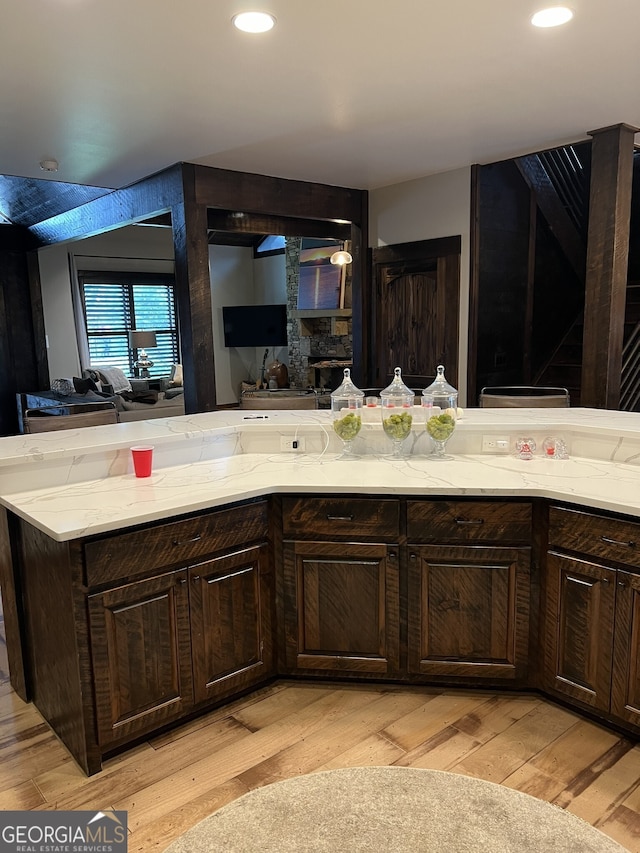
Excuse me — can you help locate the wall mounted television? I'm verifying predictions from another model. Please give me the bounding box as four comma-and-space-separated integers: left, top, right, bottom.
222, 304, 288, 348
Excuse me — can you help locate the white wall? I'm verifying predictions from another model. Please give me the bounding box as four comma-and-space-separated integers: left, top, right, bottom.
369, 167, 471, 404
210, 247, 288, 406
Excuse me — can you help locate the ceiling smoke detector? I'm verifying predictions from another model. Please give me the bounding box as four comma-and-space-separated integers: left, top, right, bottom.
39, 159, 59, 172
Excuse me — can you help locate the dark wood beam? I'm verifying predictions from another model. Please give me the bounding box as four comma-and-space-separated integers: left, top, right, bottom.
28, 164, 185, 246
172, 164, 216, 414
193, 165, 365, 224
466, 164, 481, 406
581, 123, 638, 408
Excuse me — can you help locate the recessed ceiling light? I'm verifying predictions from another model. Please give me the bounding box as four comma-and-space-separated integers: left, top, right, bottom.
531, 6, 574, 27
232, 11, 276, 33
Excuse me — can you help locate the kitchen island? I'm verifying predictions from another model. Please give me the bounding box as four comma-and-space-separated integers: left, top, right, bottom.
1, 406, 640, 773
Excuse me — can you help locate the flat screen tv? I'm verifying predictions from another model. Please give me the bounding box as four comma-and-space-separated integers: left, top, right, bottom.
222, 304, 288, 348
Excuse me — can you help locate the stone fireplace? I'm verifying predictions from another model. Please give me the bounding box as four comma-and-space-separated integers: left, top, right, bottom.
285, 237, 353, 394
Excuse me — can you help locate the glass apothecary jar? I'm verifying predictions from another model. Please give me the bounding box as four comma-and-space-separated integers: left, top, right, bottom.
380, 367, 414, 457
331, 368, 364, 457
423, 365, 458, 459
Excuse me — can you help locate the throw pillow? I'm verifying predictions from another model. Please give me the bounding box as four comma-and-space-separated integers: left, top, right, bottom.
51, 378, 75, 396
169, 363, 183, 387
92, 366, 132, 394
73, 376, 100, 395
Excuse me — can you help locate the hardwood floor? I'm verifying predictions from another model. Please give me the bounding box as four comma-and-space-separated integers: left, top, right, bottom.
1, 612, 639, 852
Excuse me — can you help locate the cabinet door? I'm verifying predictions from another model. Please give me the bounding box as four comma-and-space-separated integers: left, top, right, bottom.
611, 570, 640, 729
408, 545, 530, 680
190, 544, 273, 704
88, 569, 193, 746
544, 551, 615, 712
283, 541, 400, 675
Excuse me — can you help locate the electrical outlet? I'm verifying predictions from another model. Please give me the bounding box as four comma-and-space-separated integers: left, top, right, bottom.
280, 436, 306, 452
482, 435, 510, 453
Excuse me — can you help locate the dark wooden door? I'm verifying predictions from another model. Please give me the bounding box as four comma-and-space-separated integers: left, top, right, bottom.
189, 544, 273, 704
88, 569, 193, 746
371, 237, 460, 391
611, 570, 640, 729
407, 545, 530, 680
283, 541, 400, 675
544, 552, 615, 712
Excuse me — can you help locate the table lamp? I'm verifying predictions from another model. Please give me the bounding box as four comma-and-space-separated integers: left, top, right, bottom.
129, 330, 157, 378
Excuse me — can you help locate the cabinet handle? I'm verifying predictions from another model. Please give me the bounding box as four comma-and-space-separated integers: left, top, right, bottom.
173, 534, 202, 546
600, 577, 611, 585
326, 515, 354, 522
191, 575, 201, 582
600, 536, 636, 548
410, 552, 417, 560
388, 551, 397, 560
177, 578, 187, 585
455, 518, 484, 525
618, 580, 628, 589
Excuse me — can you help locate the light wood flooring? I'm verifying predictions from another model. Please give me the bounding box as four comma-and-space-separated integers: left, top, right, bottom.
1, 618, 640, 852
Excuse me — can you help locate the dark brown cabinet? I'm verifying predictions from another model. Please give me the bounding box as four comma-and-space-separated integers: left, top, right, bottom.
543, 506, 640, 730
18, 499, 272, 773
543, 551, 616, 711
283, 540, 400, 674
407, 545, 530, 680
89, 569, 194, 746
281, 496, 401, 676
89, 544, 272, 747
190, 545, 272, 704
406, 500, 532, 682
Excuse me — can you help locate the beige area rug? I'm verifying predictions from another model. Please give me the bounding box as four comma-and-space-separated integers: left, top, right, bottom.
163, 766, 630, 852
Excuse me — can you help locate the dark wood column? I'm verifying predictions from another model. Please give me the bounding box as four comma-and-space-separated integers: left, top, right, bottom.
581, 123, 638, 409
172, 165, 216, 413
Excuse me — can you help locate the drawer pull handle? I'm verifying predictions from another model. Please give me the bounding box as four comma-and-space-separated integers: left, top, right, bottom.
173, 534, 203, 546
455, 518, 484, 525
600, 536, 636, 548
326, 515, 354, 522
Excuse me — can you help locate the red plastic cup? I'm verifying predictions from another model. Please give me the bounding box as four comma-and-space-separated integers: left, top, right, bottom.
131, 445, 154, 478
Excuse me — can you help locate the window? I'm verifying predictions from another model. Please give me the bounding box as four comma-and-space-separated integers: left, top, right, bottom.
79, 271, 179, 377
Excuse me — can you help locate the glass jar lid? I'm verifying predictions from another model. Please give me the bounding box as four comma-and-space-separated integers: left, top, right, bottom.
380, 367, 414, 403
330, 368, 364, 402
423, 365, 458, 403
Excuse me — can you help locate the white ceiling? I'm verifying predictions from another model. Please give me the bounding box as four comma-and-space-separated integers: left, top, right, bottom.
2, 0, 639, 192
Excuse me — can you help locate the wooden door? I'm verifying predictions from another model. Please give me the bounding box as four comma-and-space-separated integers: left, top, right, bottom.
371, 237, 460, 391
190, 544, 273, 704
611, 570, 640, 729
544, 552, 615, 712
407, 545, 530, 680
283, 541, 400, 675
88, 569, 193, 746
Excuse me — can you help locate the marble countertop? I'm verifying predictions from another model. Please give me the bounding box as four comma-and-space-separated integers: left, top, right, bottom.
2, 406, 640, 541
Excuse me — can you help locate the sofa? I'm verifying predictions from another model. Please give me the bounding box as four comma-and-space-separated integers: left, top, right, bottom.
17, 366, 185, 432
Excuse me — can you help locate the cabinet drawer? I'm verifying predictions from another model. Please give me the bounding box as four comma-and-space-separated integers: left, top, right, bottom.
282, 496, 400, 539
407, 500, 532, 543
548, 506, 640, 569
84, 501, 269, 587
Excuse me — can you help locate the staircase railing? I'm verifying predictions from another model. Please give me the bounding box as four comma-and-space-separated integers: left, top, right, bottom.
537, 145, 589, 236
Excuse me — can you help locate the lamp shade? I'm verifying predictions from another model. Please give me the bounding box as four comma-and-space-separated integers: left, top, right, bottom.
128, 330, 157, 349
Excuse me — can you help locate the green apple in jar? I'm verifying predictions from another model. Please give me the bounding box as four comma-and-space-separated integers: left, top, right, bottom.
333, 412, 362, 441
